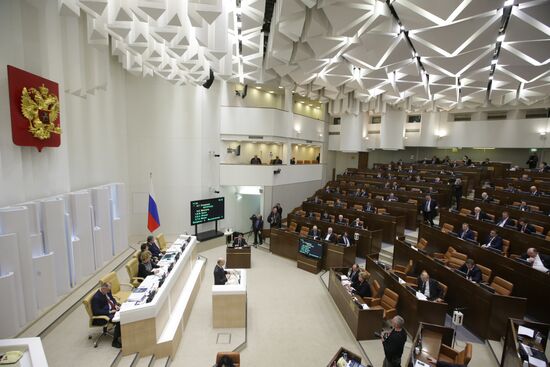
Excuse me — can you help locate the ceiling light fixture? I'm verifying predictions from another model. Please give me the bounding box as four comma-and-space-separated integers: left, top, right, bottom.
496, 34, 505, 42
491, 59, 498, 65
503, 0, 514, 7
256, 86, 262, 89
278, 86, 283, 89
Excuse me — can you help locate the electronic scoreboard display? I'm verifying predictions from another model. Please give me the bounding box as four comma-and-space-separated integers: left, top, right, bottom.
190, 197, 225, 225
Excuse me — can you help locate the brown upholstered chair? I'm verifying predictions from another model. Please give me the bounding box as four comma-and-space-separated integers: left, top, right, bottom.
341, 202, 348, 209
407, 199, 418, 205
438, 343, 473, 366
376, 195, 385, 201
369, 279, 381, 299
490, 276, 513, 296
459, 208, 471, 216
502, 239, 510, 257
216, 352, 240, 367
447, 251, 467, 269
125, 258, 144, 288
98, 272, 132, 303
433, 246, 456, 263
329, 214, 335, 222
326, 200, 335, 207
393, 260, 413, 279
532, 224, 544, 234
477, 264, 492, 283
512, 201, 521, 206
377, 208, 387, 215
353, 204, 363, 211
441, 223, 454, 234
314, 212, 321, 220
417, 238, 428, 250
411, 188, 422, 192
299, 226, 309, 237
288, 222, 297, 232
438, 281, 448, 300
156, 233, 168, 252
296, 210, 306, 217
530, 205, 540, 212
365, 288, 399, 320
486, 213, 495, 221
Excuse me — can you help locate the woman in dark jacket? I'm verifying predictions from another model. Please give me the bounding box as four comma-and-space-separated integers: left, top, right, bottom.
138, 250, 159, 278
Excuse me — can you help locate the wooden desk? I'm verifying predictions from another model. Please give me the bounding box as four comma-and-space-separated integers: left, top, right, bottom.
300, 200, 405, 243
269, 228, 356, 269
226, 246, 251, 268
365, 256, 448, 337
438, 211, 550, 256
393, 239, 527, 340
284, 215, 382, 258
474, 188, 550, 213
318, 190, 418, 231
328, 269, 384, 340
407, 323, 454, 367
501, 319, 550, 367
458, 198, 550, 229
418, 224, 550, 323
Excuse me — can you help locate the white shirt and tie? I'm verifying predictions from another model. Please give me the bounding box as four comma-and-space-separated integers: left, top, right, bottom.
325, 233, 332, 241
497, 218, 508, 227
425, 200, 431, 212
423, 281, 431, 298
342, 236, 350, 246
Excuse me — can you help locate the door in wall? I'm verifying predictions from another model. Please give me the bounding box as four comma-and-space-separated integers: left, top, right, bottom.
358, 152, 369, 169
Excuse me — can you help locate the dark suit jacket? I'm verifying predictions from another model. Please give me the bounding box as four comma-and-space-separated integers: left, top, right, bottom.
363, 205, 375, 213
253, 219, 263, 231
351, 279, 372, 298
321, 214, 331, 222
308, 229, 322, 239
458, 264, 482, 283
147, 242, 161, 259
323, 233, 337, 243
138, 262, 158, 278
481, 197, 492, 203
519, 205, 531, 212
417, 278, 442, 301
351, 221, 363, 228
422, 199, 438, 214
473, 211, 489, 221
233, 238, 247, 246
91, 290, 117, 319
485, 235, 503, 251
496, 217, 513, 227
267, 212, 281, 228
214, 265, 228, 285
517, 223, 535, 234
458, 229, 475, 241
347, 269, 360, 283
338, 235, 352, 246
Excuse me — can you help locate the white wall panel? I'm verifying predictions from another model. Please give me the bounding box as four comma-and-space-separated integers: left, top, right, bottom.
0, 234, 25, 328
0, 273, 20, 338
91, 187, 114, 265
41, 198, 71, 296
340, 114, 363, 152
32, 252, 57, 311
381, 109, 406, 150
68, 192, 96, 275
110, 183, 128, 255
0, 207, 37, 324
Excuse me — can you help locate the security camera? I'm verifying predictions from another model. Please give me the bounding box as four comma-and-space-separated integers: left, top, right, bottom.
214, 154, 220, 157
214, 190, 220, 194
273, 169, 281, 174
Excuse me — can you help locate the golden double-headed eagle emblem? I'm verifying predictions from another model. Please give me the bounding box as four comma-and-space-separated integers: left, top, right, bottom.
20, 84, 61, 140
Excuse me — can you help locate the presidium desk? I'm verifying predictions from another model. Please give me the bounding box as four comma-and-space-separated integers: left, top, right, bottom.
118, 235, 206, 358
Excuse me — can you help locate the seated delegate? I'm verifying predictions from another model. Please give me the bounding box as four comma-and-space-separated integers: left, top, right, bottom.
232, 233, 248, 247
138, 251, 160, 278
91, 282, 122, 348
458, 259, 482, 283
351, 272, 371, 298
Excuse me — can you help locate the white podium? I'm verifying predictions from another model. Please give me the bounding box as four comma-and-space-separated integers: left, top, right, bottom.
212, 269, 247, 328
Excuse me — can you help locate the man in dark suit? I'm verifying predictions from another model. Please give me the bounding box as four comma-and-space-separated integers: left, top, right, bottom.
347, 264, 360, 283
252, 214, 263, 245
267, 207, 281, 228
250, 155, 262, 164
496, 211, 513, 227
382, 316, 407, 367
323, 227, 337, 243
518, 200, 531, 212
91, 282, 121, 348
311, 195, 322, 204
522, 248, 550, 273
276, 203, 283, 218
422, 195, 438, 226
308, 225, 321, 240
480, 192, 492, 203
505, 183, 517, 193
335, 199, 344, 208
482, 230, 503, 251
387, 193, 398, 202
530, 185, 541, 196
351, 218, 364, 229
335, 214, 346, 225
146, 235, 162, 261
417, 270, 443, 302
458, 223, 475, 241
338, 231, 352, 247
321, 211, 331, 222
473, 207, 489, 221
273, 156, 282, 164
233, 233, 247, 247
517, 218, 535, 234
364, 202, 375, 213
458, 259, 482, 283
214, 258, 228, 285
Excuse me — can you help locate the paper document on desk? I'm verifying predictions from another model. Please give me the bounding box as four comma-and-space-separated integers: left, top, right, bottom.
416, 292, 427, 301
340, 275, 349, 281
341, 280, 352, 286
361, 304, 369, 310
397, 277, 406, 285
518, 325, 535, 338
528, 356, 547, 367
411, 246, 419, 252
414, 360, 429, 367
127, 292, 147, 303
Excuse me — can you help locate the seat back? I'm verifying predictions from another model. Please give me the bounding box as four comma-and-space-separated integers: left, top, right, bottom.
417, 238, 428, 250
354, 204, 363, 211
459, 208, 471, 216
457, 343, 473, 366
380, 288, 399, 310
502, 239, 510, 257
326, 200, 334, 207
486, 213, 495, 221
448, 251, 467, 269
314, 212, 321, 220
471, 230, 478, 241
100, 272, 120, 294
490, 276, 513, 296
125, 258, 139, 280
377, 208, 387, 215
288, 222, 297, 232
438, 281, 448, 300
512, 201, 521, 206
156, 233, 168, 252
477, 264, 492, 283
371, 280, 381, 298
411, 188, 421, 192
407, 199, 418, 205
83, 290, 98, 327
441, 223, 454, 234
376, 195, 385, 201
329, 215, 335, 222
532, 224, 544, 234
444, 246, 456, 261
299, 226, 309, 237
530, 205, 540, 212
357, 220, 364, 228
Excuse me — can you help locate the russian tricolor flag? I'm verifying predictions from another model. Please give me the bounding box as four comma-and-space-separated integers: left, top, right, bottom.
147, 174, 160, 233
